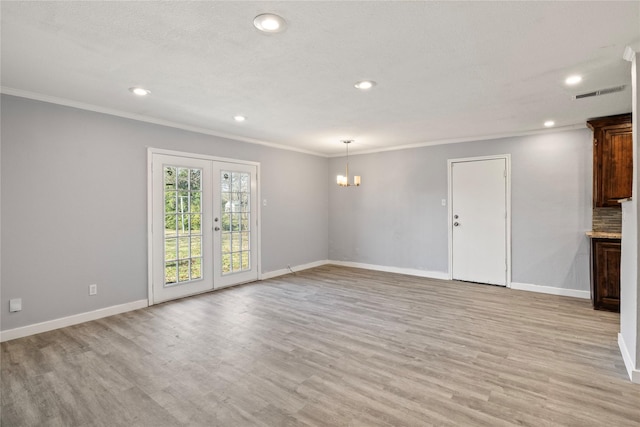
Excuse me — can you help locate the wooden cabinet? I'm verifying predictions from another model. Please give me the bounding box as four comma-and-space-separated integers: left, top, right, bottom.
588, 113, 632, 207
590, 238, 621, 312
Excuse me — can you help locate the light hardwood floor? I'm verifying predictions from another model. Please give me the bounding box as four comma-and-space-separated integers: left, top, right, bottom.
2, 265, 639, 426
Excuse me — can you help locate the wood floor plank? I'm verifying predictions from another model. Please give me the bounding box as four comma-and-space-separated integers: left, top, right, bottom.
2, 265, 639, 426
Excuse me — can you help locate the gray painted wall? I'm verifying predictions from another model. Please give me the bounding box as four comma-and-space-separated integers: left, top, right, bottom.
1, 93, 596, 335
636, 58, 640, 373
329, 129, 593, 290
620, 51, 639, 373
1, 95, 328, 330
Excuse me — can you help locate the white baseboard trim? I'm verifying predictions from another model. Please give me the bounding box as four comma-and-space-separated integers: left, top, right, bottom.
618, 333, 640, 383
328, 260, 450, 280
264, 261, 588, 301
261, 259, 330, 280
510, 282, 590, 299
0, 299, 149, 343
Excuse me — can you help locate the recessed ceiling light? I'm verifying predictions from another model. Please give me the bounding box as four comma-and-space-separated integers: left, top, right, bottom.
355, 80, 376, 90
253, 14, 286, 33
129, 87, 150, 96
544, 120, 555, 127
234, 115, 246, 122
565, 75, 582, 85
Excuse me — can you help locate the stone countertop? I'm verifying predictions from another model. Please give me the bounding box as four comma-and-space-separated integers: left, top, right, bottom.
585, 231, 622, 239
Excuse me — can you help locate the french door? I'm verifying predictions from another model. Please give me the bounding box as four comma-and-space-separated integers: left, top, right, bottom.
150, 152, 258, 304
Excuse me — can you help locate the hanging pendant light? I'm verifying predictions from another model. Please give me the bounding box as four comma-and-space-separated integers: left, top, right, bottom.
336, 140, 361, 187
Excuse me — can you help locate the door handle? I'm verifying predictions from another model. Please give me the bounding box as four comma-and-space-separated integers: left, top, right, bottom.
214, 227, 220, 231
453, 222, 460, 227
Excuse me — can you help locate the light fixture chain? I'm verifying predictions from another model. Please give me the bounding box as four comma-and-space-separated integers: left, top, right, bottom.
346, 141, 349, 183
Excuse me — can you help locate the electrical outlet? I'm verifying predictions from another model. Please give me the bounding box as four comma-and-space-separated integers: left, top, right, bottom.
89, 284, 97, 296
9, 298, 22, 312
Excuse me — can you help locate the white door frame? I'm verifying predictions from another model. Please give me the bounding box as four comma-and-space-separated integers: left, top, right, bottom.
447, 154, 511, 287
147, 147, 261, 306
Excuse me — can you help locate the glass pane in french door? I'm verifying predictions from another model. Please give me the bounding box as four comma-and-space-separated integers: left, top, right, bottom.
220, 170, 251, 275
164, 166, 203, 285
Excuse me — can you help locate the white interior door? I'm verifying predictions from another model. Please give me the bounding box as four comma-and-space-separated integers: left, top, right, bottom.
450, 157, 508, 286
150, 153, 259, 304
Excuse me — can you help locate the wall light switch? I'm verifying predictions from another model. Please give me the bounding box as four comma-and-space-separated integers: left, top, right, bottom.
89, 284, 97, 296
9, 298, 22, 312
263, 199, 267, 207
441, 199, 447, 206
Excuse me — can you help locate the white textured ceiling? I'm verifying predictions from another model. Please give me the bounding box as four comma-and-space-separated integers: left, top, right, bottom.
2, 1, 639, 156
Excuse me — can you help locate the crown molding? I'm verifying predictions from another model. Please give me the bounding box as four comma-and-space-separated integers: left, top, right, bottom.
2, 86, 588, 159
0, 86, 327, 158
327, 124, 588, 157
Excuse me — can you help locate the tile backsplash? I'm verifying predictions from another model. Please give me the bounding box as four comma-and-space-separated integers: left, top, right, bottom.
592, 207, 622, 232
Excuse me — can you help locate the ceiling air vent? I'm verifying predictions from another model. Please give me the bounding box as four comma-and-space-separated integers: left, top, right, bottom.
573, 85, 626, 100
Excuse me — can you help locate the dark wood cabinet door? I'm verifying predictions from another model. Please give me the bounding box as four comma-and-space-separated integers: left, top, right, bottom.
591, 239, 620, 312
601, 126, 633, 204
588, 113, 632, 207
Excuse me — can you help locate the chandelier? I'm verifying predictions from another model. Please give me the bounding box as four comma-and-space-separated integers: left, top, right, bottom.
336, 140, 361, 187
